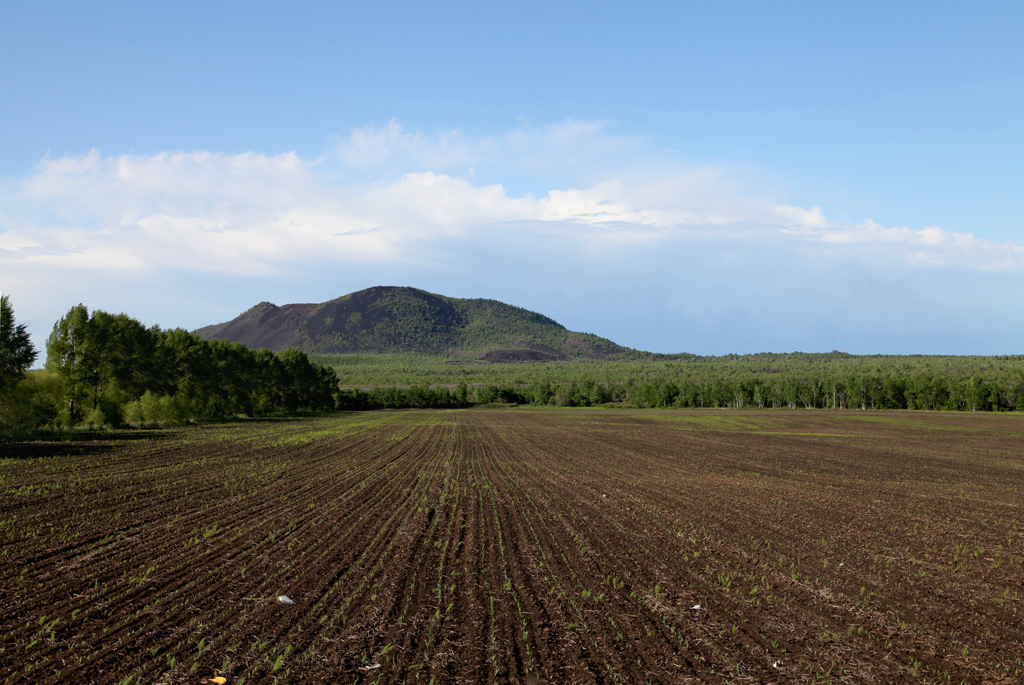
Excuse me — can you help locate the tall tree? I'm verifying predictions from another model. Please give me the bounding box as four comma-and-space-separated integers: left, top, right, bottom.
88, 311, 160, 406
45, 304, 95, 422
0, 295, 38, 395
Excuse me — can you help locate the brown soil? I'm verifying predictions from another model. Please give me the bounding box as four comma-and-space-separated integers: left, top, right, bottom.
1, 410, 1022, 683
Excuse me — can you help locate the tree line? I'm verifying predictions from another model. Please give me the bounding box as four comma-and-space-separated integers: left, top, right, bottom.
1, 299, 338, 434
311, 350, 1024, 391
3, 296, 1023, 436
333, 373, 1024, 412
620, 373, 1024, 411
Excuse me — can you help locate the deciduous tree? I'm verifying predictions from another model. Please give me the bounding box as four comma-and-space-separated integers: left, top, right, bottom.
45, 304, 93, 423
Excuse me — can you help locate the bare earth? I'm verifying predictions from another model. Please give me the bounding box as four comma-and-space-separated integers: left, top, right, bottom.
2, 409, 1022, 683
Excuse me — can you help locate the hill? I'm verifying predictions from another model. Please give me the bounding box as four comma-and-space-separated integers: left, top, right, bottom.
196, 286, 635, 361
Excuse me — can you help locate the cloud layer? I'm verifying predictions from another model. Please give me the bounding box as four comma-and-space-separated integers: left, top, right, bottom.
2, 119, 1022, 354
7, 122, 1020, 274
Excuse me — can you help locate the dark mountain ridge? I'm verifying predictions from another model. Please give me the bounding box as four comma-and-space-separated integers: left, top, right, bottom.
196, 286, 634, 361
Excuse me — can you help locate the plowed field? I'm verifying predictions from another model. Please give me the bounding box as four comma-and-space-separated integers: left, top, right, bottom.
2, 409, 1023, 683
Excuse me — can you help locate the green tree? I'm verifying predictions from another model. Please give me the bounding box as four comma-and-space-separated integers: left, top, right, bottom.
0, 295, 38, 396
88, 311, 160, 406
45, 305, 163, 424
159, 328, 214, 417
45, 304, 93, 423
0, 370, 61, 432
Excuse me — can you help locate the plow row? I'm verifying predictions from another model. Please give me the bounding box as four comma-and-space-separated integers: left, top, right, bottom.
2, 409, 1023, 683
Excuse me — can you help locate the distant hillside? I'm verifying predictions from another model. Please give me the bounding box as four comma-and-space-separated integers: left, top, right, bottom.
196, 286, 635, 361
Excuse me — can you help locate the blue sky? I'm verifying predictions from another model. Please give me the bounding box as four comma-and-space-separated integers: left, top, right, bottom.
2, 1, 1023, 356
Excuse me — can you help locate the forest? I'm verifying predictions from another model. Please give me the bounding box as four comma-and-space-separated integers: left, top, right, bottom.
334, 371, 1024, 412
0, 297, 338, 435
325, 352, 1024, 411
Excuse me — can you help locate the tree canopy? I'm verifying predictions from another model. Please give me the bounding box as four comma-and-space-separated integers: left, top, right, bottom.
40, 304, 339, 428
0, 295, 38, 395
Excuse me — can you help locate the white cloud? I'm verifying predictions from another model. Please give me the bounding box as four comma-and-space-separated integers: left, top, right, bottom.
28, 245, 148, 271
772, 204, 829, 227
336, 119, 491, 173
804, 219, 1024, 270
3, 118, 1024, 354
360, 172, 530, 230
505, 119, 641, 163
334, 117, 644, 185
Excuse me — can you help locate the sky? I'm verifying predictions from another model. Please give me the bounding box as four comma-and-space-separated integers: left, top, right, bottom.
2, 1, 1023, 357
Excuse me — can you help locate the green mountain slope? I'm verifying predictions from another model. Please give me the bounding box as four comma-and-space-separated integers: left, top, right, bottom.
196, 286, 634, 361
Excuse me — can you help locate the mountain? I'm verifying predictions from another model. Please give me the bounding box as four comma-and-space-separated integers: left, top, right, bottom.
195, 286, 635, 361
